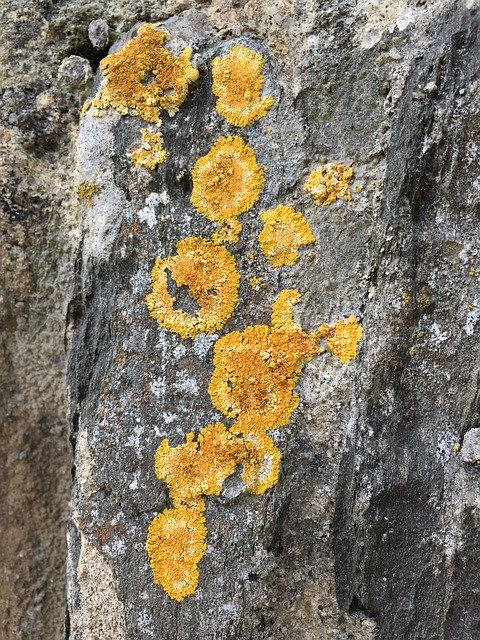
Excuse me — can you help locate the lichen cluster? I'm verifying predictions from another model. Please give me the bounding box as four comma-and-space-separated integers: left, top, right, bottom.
304, 162, 354, 205
145, 237, 240, 339
146, 505, 207, 601
258, 204, 315, 266
190, 136, 265, 244
130, 129, 167, 170
83, 23, 198, 172
86, 25, 361, 602
76, 181, 99, 207
212, 44, 275, 126
89, 24, 198, 123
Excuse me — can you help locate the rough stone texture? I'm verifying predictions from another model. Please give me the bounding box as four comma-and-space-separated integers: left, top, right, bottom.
461, 428, 480, 466
1, 1, 479, 639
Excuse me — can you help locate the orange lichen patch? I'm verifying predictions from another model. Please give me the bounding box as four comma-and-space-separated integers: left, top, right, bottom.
242, 432, 281, 495
145, 237, 240, 339
130, 128, 167, 169
209, 290, 320, 434
146, 505, 207, 601
316, 316, 362, 364
191, 136, 264, 244
258, 204, 315, 267
304, 163, 354, 205
155, 423, 246, 508
211, 44, 274, 127
76, 181, 99, 207
90, 23, 198, 123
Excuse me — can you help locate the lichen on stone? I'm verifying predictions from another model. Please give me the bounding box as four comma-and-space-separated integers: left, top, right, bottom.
304, 163, 354, 205
242, 432, 281, 495
130, 128, 167, 170
258, 204, 315, 267
154, 422, 246, 509
316, 315, 363, 364
211, 44, 274, 127
76, 181, 99, 207
209, 290, 320, 435
89, 23, 198, 124
248, 276, 264, 290
146, 505, 207, 602
190, 136, 264, 244
145, 236, 240, 339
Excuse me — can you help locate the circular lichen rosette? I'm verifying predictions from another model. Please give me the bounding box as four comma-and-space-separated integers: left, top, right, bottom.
190, 136, 265, 244
146, 237, 241, 339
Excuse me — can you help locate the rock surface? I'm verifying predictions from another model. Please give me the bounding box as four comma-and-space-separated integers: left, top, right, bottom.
1, 1, 479, 639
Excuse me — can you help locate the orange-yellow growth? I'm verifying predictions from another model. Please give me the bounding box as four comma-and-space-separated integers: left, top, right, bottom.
146, 505, 207, 601
145, 237, 240, 339
258, 204, 315, 267
76, 181, 99, 207
211, 45, 275, 127
209, 290, 320, 435
155, 423, 246, 508
242, 432, 281, 495
130, 128, 167, 169
317, 316, 362, 364
190, 136, 264, 244
304, 163, 354, 205
89, 23, 198, 123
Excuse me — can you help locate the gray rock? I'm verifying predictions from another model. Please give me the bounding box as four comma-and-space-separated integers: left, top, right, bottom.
58, 55, 93, 88
88, 18, 109, 49
461, 428, 480, 466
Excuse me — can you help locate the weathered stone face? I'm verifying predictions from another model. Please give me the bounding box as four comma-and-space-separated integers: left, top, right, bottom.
67, 3, 480, 638
2, 1, 479, 639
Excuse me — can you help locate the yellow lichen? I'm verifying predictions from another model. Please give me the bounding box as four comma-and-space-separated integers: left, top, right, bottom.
130, 128, 167, 169
190, 136, 264, 244
209, 290, 320, 435
304, 163, 354, 206
242, 432, 281, 495
76, 181, 99, 207
211, 44, 274, 127
89, 23, 198, 123
146, 505, 207, 601
316, 316, 362, 364
145, 236, 240, 339
155, 423, 246, 508
258, 204, 315, 267
248, 276, 264, 290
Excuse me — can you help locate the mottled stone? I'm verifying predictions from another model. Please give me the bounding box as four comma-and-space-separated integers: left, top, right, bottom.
461, 428, 480, 466
1, 1, 480, 640
58, 55, 93, 88
88, 18, 109, 49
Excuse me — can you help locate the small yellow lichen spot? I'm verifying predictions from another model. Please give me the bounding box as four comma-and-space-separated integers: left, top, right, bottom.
242, 432, 281, 495
146, 505, 207, 601
191, 136, 264, 244
304, 163, 354, 206
209, 290, 320, 434
130, 128, 167, 170
248, 276, 264, 290
258, 204, 315, 267
402, 291, 412, 305
76, 181, 99, 207
416, 285, 430, 311
145, 237, 240, 339
155, 423, 246, 508
318, 316, 362, 364
90, 23, 198, 123
211, 44, 275, 127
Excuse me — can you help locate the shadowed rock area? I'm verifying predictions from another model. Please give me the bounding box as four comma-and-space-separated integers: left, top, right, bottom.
0, 1, 479, 639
